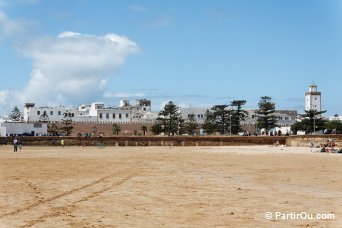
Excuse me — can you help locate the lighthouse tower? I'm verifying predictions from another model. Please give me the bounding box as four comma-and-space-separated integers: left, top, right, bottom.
305, 84, 321, 111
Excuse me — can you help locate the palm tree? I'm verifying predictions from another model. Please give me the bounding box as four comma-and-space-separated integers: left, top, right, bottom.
300, 109, 327, 133
112, 123, 121, 135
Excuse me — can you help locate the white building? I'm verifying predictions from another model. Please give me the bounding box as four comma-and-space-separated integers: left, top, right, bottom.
179, 107, 298, 130
329, 115, 342, 121
23, 99, 156, 123
241, 109, 298, 130
23, 103, 74, 122
179, 107, 207, 124
305, 84, 321, 112
0, 122, 48, 136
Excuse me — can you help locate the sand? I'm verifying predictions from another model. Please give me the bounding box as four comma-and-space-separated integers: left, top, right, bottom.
0, 145, 341, 227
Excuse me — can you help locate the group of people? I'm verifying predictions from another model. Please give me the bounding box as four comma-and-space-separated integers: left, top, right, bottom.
310, 138, 342, 153
12, 138, 65, 152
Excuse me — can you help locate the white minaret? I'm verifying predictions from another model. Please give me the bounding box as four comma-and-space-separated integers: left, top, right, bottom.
305, 84, 321, 111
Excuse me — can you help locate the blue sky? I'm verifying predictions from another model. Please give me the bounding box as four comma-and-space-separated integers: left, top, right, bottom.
0, 0, 341, 116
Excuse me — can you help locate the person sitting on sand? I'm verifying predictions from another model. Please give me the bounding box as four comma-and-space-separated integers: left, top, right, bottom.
273, 141, 280, 147
328, 138, 336, 148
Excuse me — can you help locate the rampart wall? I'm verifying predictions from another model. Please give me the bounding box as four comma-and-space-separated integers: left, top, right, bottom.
1, 136, 286, 146
2, 135, 341, 147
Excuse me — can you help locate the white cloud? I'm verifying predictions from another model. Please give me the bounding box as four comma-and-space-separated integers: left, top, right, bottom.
103, 91, 144, 98
0, 9, 26, 40
0, 90, 10, 105
19, 31, 139, 106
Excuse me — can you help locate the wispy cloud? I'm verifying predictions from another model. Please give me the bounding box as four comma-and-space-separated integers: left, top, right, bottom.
0, 9, 27, 40
103, 92, 144, 98
128, 4, 148, 12
144, 17, 171, 28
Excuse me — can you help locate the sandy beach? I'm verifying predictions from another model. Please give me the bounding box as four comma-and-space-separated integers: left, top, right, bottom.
0, 145, 341, 227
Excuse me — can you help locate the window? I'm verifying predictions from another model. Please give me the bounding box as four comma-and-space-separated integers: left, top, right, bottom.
37, 111, 40, 115
58, 111, 61, 115
43, 111, 46, 115
113, 114, 116, 119
99, 113, 103, 119
126, 113, 129, 118
119, 114, 122, 119
143, 108, 146, 111
198, 114, 200, 118
50, 111, 53, 115
106, 113, 109, 119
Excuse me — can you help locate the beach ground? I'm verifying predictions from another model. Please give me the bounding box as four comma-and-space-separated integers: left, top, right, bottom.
0, 145, 341, 227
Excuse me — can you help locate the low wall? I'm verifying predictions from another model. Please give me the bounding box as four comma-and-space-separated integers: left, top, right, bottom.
6, 135, 340, 147
1, 136, 286, 147
286, 135, 342, 147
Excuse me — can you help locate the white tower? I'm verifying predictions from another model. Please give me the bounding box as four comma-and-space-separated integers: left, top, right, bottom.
305, 84, 321, 111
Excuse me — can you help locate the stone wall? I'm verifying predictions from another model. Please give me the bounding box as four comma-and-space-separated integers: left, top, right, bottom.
1, 136, 286, 147
5, 135, 341, 147
285, 135, 342, 147
49, 122, 154, 136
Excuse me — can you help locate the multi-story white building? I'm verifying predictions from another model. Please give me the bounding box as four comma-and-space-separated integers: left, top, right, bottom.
179, 107, 207, 124
305, 84, 321, 112
23, 103, 76, 122
23, 99, 156, 123
241, 109, 298, 130
179, 107, 298, 130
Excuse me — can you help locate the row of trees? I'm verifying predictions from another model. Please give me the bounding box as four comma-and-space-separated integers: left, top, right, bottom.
151, 96, 342, 136
8, 97, 342, 136
291, 110, 342, 134
151, 96, 279, 136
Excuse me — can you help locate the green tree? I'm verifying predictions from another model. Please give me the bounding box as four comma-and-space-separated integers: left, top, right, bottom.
183, 113, 199, 135
9, 106, 21, 121
211, 105, 230, 135
325, 120, 342, 134
255, 96, 278, 134
156, 101, 183, 136
112, 123, 121, 135
47, 123, 59, 136
230, 100, 248, 134
300, 109, 327, 133
202, 109, 216, 135
61, 112, 74, 136
151, 122, 163, 135
141, 125, 148, 135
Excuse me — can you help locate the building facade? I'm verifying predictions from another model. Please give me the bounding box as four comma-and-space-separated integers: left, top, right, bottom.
179, 107, 207, 124
0, 122, 48, 136
23, 99, 156, 123
305, 84, 321, 112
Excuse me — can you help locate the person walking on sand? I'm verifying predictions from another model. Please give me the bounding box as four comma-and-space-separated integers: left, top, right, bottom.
61, 139, 64, 147
13, 138, 18, 152
17, 138, 22, 150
